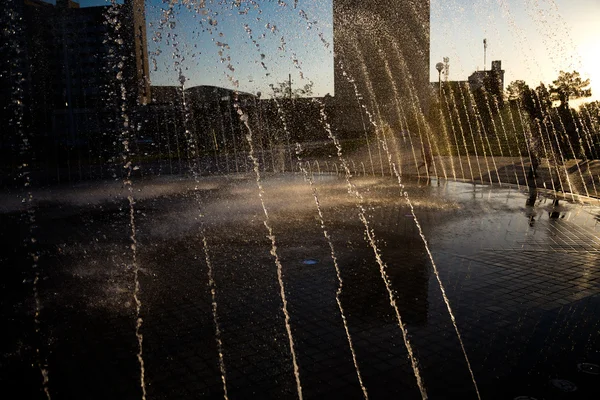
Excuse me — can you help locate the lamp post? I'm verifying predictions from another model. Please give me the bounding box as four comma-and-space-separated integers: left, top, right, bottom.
435, 62, 444, 100
435, 62, 446, 175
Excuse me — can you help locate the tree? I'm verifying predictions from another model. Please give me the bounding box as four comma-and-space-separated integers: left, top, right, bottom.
533, 83, 552, 113
269, 80, 314, 99
549, 70, 591, 109
505, 80, 551, 122
506, 80, 529, 102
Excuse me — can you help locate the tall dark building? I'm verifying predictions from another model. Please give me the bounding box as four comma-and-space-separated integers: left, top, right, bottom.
122, 0, 151, 105
1, 1, 30, 154
52, 0, 114, 140
333, 0, 430, 136
1, 0, 150, 181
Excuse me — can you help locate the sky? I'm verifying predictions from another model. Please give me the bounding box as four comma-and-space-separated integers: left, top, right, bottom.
144, 0, 334, 97
53, 1, 333, 96
51, 0, 600, 103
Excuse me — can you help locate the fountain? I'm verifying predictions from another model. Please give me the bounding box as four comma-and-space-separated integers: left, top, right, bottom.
1, 0, 600, 399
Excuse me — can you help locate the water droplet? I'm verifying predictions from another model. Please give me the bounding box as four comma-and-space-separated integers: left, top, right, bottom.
577, 363, 599, 375
550, 379, 577, 392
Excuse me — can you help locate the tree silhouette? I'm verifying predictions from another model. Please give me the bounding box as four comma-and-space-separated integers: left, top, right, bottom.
506, 80, 551, 121
506, 80, 529, 102
549, 70, 591, 109
534, 83, 552, 114
269, 80, 314, 99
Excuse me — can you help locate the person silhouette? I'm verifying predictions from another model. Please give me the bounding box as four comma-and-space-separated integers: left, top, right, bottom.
417, 140, 433, 175
549, 198, 562, 219
526, 187, 538, 206
527, 132, 541, 181
525, 187, 538, 226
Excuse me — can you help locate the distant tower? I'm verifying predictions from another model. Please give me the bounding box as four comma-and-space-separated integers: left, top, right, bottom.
125, 0, 150, 105
483, 38, 487, 71
491, 60, 505, 92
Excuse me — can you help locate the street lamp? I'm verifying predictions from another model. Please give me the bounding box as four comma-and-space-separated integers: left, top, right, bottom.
435, 62, 445, 99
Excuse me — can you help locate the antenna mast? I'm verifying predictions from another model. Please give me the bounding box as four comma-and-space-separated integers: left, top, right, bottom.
483, 38, 487, 71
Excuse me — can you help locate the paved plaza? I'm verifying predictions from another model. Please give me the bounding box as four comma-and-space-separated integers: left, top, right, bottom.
1, 174, 599, 399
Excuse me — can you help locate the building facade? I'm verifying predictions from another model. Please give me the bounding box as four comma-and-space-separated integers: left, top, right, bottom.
467, 60, 505, 96
333, 0, 431, 137
1, 0, 150, 182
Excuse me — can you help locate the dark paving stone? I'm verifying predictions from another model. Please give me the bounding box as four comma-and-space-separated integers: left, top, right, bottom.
1, 176, 599, 399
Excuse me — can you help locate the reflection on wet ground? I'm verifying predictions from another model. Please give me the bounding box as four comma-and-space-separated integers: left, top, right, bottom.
1, 175, 599, 399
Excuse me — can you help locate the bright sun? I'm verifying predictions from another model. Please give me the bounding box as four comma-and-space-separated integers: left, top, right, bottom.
574, 30, 600, 104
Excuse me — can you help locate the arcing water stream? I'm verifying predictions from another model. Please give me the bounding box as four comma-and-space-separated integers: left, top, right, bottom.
4, 1, 600, 399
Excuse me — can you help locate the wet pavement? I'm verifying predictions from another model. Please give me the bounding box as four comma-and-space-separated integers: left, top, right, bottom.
1, 174, 599, 399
